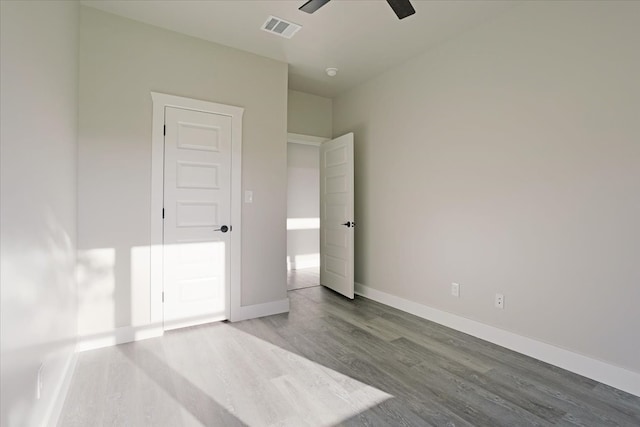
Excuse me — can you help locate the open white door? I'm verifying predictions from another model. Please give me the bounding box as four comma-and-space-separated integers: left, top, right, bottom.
163, 106, 232, 330
320, 133, 354, 299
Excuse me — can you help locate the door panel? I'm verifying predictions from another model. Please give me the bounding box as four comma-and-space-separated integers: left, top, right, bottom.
320, 133, 354, 299
163, 107, 232, 330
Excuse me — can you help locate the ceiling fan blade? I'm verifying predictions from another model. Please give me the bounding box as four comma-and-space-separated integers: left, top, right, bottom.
386, 0, 416, 20
299, 0, 332, 14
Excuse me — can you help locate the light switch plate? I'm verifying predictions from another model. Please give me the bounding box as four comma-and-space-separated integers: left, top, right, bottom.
245, 190, 253, 203
451, 283, 460, 297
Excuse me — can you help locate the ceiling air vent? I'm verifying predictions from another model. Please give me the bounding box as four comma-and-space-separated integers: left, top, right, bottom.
261, 16, 302, 39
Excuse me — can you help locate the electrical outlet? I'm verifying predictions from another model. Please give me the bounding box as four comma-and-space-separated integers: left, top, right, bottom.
495, 293, 504, 309
36, 364, 43, 400
451, 282, 460, 298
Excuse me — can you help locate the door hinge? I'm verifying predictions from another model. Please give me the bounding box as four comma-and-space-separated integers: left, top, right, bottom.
163, 125, 166, 136
162, 291, 164, 302
162, 208, 165, 218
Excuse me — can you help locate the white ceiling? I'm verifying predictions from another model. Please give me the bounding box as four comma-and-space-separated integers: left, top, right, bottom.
82, 0, 515, 98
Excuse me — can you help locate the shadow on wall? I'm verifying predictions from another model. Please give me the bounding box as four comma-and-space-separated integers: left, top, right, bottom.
77, 245, 150, 337
77, 240, 229, 342
0, 206, 77, 426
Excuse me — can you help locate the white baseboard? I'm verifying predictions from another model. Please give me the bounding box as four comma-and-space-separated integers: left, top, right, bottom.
77, 324, 164, 352
45, 350, 77, 427
355, 282, 640, 397
77, 297, 292, 351
231, 297, 290, 322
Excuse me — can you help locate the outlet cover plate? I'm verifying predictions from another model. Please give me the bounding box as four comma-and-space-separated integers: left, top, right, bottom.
495, 293, 504, 309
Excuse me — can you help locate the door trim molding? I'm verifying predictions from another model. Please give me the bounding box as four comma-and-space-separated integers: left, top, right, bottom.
287, 132, 329, 146
151, 92, 244, 326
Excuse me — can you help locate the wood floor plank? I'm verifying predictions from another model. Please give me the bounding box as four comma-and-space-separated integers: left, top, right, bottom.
391, 336, 565, 423
57, 347, 110, 427
368, 315, 496, 375
591, 383, 640, 420
375, 308, 599, 394
102, 344, 145, 427
59, 287, 640, 426
488, 368, 639, 427
316, 322, 480, 426
120, 339, 184, 426
287, 267, 320, 291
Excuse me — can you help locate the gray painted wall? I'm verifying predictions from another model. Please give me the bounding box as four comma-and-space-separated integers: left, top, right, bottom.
333, 1, 640, 373
288, 90, 332, 138
77, 7, 289, 336
0, 2, 79, 425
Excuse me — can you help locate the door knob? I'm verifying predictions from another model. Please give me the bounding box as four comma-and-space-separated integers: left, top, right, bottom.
341, 221, 354, 228
214, 225, 229, 233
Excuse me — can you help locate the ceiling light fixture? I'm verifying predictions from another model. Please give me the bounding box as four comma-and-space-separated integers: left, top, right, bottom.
326, 67, 338, 77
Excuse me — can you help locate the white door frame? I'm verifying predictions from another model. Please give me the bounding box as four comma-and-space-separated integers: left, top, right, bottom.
287, 132, 329, 147
151, 92, 244, 325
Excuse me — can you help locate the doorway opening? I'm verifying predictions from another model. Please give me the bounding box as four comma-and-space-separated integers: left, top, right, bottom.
286, 132, 355, 298
286, 134, 324, 290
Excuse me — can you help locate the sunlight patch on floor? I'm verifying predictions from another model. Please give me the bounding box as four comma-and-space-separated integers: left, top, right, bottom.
157, 322, 393, 426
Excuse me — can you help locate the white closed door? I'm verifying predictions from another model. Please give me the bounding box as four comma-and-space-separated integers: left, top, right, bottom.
320, 133, 355, 299
163, 106, 232, 330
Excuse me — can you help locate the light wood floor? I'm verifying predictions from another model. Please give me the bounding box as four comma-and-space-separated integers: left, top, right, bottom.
287, 266, 320, 290
59, 286, 640, 426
